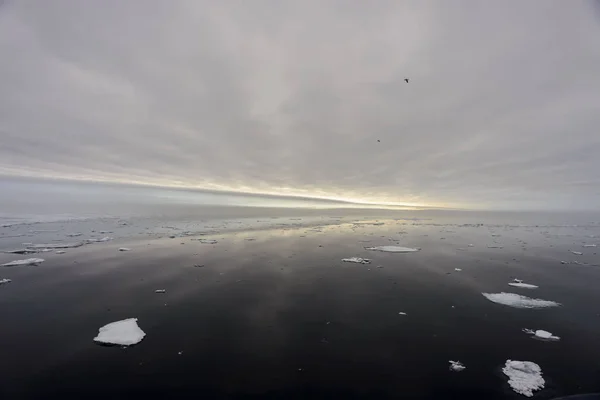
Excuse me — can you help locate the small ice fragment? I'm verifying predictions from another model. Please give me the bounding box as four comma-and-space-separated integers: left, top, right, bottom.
66, 233, 82, 237
570, 251, 583, 255
198, 239, 218, 244
522, 329, 560, 341
155, 289, 166, 293
560, 261, 568, 264
513, 278, 523, 283
93, 318, 145, 346
583, 244, 597, 247
0, 278, 12, 285
55, 250, 66, 254
468, 244, 474, 247
508, 282, 539, 289
178, 351, 183, 355
487, 245, 504, 249
502, 360, 545, 397
27, 242, 83, 249
85, 237, 112, 243
482, 292, 560, 309
398, 312, 407, 316
364, 246, 420, 253
2, 258, 45, 267
449, 360, 465, 372
118, 248, 131, 252
454, 268, 462, 271
342, 257, 371, 264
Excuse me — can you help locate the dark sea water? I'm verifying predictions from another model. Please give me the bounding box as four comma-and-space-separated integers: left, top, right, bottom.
2, 205, 600, 399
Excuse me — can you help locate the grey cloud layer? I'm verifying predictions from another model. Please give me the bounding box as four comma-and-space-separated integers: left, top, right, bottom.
1, 0, 600, 209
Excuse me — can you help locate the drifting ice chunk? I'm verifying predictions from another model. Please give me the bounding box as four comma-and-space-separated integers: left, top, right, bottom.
583, 244, 597, 247
93, 318, 146, 346
522, 329, 560, 341
342, 257, 371, 264
0, 278, 12, 285
85, 237, 113, 243
2, 258, 45, 267
468, 244, 474, 247
449, 360, 465, 372
398, 312, 407, 316
118, 248, 131, 252
27, 242, 83, 249
454, 268, 462, 271
482, 292, 560, 309
508, 281, 538, 289
198, 239, 218, 244
487, 245, 504, 249
55, 251, 66, 254
3, 249, 37, 255
502, 360, 544, 397
66, 233, 82, 237
570, 251, 583, 255
155, 289, 166, 293
364, 246, 420, 253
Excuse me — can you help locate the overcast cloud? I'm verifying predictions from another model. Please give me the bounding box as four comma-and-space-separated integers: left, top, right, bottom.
1, 0, 600, 210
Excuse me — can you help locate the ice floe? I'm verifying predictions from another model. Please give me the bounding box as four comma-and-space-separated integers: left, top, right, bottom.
342, 257, 371, 264
93, 318, 146, 346
118, 248, 131, 252
66, 233, 82, 237
481, 292, 560, 309
522, 329, 560, 341
155, 289, 166, 293
508, 280, 538, 289
364, 246, 420, 253
2, 258, 45, 267
454, 268, 462, 271
449, 360, 465, 372
570, 250, 583, 255
0, 278, 12, 285
197, 239, 218, 244
398, 312, 407, 316
487, 245, 504, 249
55, 250, 66, 254
27, 242, 83, 249
502, 360, 544, 397
583, 244, 597, 247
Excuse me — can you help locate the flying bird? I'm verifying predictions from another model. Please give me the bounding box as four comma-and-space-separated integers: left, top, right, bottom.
404, 78, 409, 83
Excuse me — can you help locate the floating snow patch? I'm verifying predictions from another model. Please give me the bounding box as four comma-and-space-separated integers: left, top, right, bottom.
93, 318, 145, 346
55, 251, 66, 254
482, 293, 560, 309
398, 312, 407, 316
522, 328, 560, 341
342, 257, 371, 264
454, 268, 462, 271
3, 249, 37, 255
570, 251, 583, 255
0, 278, 11, 285
487, 245, 504, 249
449, 361, 465, 372
503, 360, 544, 397
85, 237, 112, 243
365, 246, 420, 253
198, 239, 218, 244
118, 248, 131, 252
2, 258, 45, 267
583, 244, 597, 247
508, 281, 538, 289
155, 289, 166, 293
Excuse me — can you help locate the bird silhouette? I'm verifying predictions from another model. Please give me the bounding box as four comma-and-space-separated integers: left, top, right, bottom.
377, 139, 381, 142
404, 78, 409, 83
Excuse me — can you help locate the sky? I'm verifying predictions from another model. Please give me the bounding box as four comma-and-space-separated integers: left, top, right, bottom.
1, 1, 600, 210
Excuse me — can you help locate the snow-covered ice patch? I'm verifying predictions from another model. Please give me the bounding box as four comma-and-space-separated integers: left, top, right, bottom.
2, 258, 45, 267
118, 248, 131, 252
93, 318, 145, 346
449, 361, 465, 372
85, 237, 113, 243
27, 242, 83, 249
66, 233, 82, 237
502, 360, 544, 397
0, 278, 12, 285
364, 246, 420, 253
342, 257, 371, 264
482, 292, 560, 309
522, 329, 560, 341
583, 244, 597, 248
398, 312, 407, 316
55, 250, 66, 254
155, 289, 166, 293
570, 251, 583, 255
454, 268, 462, 271
487, 245, 504, 249
198, 239, 218, 244
508, 281, 538, 289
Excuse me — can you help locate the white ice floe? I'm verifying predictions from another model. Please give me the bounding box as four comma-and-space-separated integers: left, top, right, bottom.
93, 318, 146, 346
66, 233, 82, 237
454, 268, 462, 271
2, 258, 45, 267
502, 360, 544, 397
449, 360, 465, 372
27, 242, 83, 249
118, 248, 131, 252
508, 281, 539, 289
487, 245, 504, 249
0, 278, 12, 285
570, 251, 583, 255
560, 261, 569, 264
522, 328, 560, 341
342, 257, 371, 264
55, 251, 66, 254
481, 292, 560, 309
583, 244, 597, 247
364, 246, 420, 253
198, 239, 218, 244
85, 237, 113, 243
155, 289, 166, 293
468, 244, 474, 247
398, 312, 407, 316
